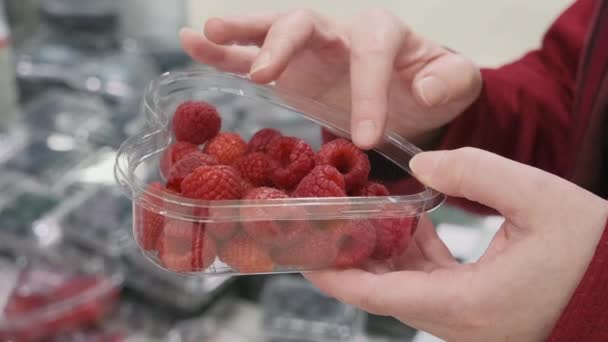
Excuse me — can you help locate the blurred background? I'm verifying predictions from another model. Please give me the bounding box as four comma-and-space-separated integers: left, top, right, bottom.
0, 0, 571, 341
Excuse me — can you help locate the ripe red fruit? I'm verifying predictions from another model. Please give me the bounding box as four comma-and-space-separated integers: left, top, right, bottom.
266, 136, 316, 190
134, 182, 172, 251
206, 206, 241, 242
316, 138, 370, 190
233, 152, 276, 187
218, 233, 275, 273
292, 165, 347, 198
370, 216, 418, 260
204, 132, 248, 165
159, 142, 199, 178
181, 165, 243, 200
241, 187, 308, 247
166, 152, 218, 192
350, 181, 390, 197
247, 128, 282, 153
331, 220, 377, 268
172, 101, 221, 145
271, 228, 338, 269
157, 220, 217, 272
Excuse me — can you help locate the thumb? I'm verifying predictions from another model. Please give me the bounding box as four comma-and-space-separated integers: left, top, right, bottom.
409, 148, 567, 227
411, 52, 481, 108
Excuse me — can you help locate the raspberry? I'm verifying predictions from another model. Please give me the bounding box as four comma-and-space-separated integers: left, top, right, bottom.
240, 178, 255, 196
292, 165, 346, 198
159, 142, 199, 178
241, 187, 308, 247
331, 220, 377, 268
203, 132, 248, 165
266, 136, 316, 190
247, 128, 282, 153
172, 101, 221, 145
370, 216, 417, 260
271, 228, 338, 269
181, 165, 243, 200
218, 233, 274, 273
157, 220, 216, 272
316, 139, 370, 190
321, 128, 339, 143
233, 152, 276, 187
134, 182, 172, 251
166, 152, 218, 192
350, 181, 390, 197
207, 206, 241, 241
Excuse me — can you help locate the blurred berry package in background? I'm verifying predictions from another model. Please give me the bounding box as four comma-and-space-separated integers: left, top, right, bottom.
14, 0, 158, 121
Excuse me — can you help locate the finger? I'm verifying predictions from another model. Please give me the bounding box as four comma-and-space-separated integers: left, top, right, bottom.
412, 216, 457, 267
410, 52, 482, 108
180, 28, 258, 74
304, 268, 457, 318
249, 9, 345, 84
204, 12, 281, 46
409, 147, 570, 227
349, 9, 407, 149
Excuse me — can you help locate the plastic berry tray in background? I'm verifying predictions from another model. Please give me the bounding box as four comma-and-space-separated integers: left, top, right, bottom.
114, 70, 446, 276
58, 185, 133, 258
261, 275, 365, 342
0, 175, 65, 245
2, 132, 112, 191
0, 239, 123, 341
122, 242, 233, 313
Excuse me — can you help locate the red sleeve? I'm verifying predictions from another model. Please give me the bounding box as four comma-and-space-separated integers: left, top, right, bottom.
439, 0, 595, 178
437, 0, 596, 215
548, 219, 608, 341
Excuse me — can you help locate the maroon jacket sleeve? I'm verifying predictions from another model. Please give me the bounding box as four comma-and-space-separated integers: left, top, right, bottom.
439, 0, 594, 176
437, 0, 596, 215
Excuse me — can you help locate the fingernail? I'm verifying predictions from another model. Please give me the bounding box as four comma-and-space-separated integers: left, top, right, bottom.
250, 51, 272, 76
409, 152, 441, 183
354, 120, 377, 148
416, 76, 449, 107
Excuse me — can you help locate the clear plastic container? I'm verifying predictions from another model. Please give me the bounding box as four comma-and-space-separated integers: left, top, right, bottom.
261, 276, 365, 342
114, 70, 446, 276
0, 239, 122, 341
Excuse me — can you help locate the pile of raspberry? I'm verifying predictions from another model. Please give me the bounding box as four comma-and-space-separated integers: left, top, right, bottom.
135, 101, 418, 274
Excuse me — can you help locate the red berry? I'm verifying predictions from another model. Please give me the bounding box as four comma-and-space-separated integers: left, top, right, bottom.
157, 220, 217, 272
292, 165, 346, 198
181, 165, 243, 200
350, 181, 390, 197
316, 139, 370, 190
271, 228, 338, 269
204, 132, 248, 165
370, 216, 417, 260
172, 101, 221, 145
266, 136, 316, 190
234, 152, 276, 187
331, 220, 377, 268
159, 142, 199, 178
241, 187, 308, 247
240, 178, 255, 196
218, 233, 275, 273
134, 182, 172, 251
207, 206, 241, 241
247, 128, 282, 153
166, 152, 218, 192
